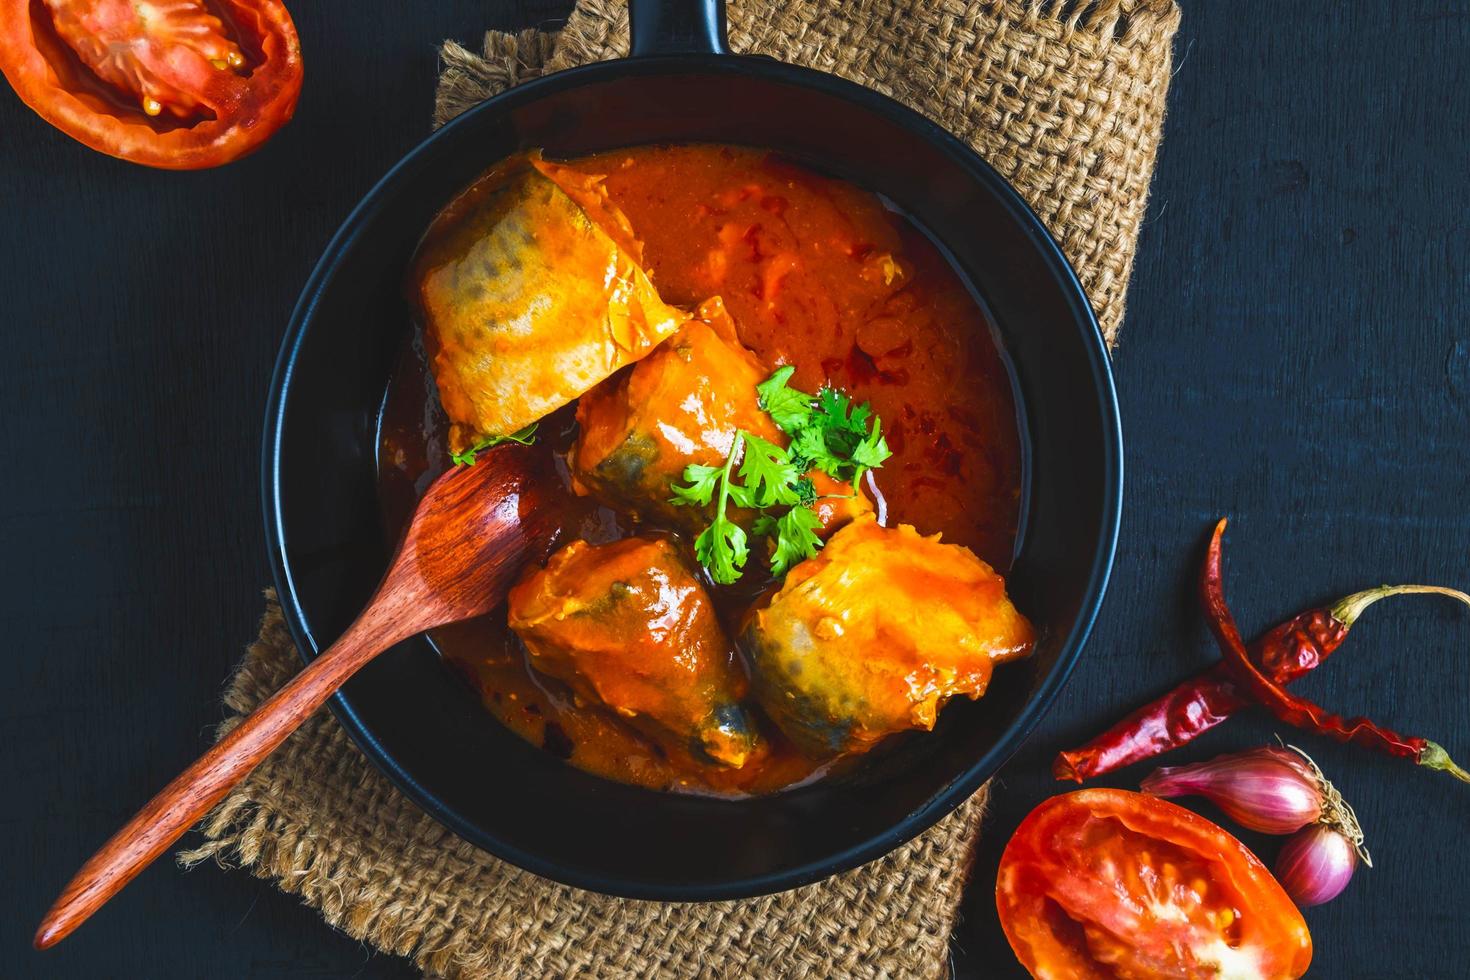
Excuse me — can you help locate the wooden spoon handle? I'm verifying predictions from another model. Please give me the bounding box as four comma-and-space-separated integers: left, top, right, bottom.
34, 601, 415, 950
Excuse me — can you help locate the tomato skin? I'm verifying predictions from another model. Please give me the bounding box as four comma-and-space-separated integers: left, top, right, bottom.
997, 789, 1312, 980
0, 0, 302, 169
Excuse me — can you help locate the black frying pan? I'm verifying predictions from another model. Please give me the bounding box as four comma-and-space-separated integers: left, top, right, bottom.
263, 0, 1121, 899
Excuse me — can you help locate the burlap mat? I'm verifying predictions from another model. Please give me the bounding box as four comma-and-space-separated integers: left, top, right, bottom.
180, 3, 1179, 977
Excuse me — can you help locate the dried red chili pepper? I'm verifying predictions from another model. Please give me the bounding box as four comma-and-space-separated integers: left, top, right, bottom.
1203, 518, 1469, 783
1053, 580, 1467, 781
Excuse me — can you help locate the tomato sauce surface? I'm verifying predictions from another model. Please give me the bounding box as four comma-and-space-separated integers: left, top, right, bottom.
378, 144, 1023, 796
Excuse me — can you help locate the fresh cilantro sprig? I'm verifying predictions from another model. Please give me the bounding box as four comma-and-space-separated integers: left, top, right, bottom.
681, 432, 750, 585
737, 432, 803, 507
756, 368, 892, 485
667, 429, 829, 585
753, 506, 825, 577
754, 366, 813, 431
450, 422, 538, 466
671, 365, 893, 586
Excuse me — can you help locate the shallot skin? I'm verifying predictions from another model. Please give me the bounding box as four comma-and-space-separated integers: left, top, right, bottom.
1277, 824, 1357, 906
1141, 747, 1324, 834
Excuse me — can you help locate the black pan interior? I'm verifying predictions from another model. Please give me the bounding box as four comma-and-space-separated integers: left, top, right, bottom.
265, 56, 1120, 899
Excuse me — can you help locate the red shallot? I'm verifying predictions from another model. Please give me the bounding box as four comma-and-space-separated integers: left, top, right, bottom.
1144, 744, 1371, 907
1277, 823, 1360, 907
1141, 746, 1324, 834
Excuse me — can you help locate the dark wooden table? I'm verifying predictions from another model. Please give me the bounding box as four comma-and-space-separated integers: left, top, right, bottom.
5, 2, 1468, 976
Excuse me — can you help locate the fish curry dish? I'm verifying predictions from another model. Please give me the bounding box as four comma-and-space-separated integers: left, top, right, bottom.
379, 145, 1034, 796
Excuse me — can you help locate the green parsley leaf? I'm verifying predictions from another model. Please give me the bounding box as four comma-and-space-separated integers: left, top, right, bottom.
789, 386, 889, 484
450, 422, 538, 466
670, 366, 892, 585
751, 513, 779, 537
848, 417, 892, 484
737, 431, 802, 507
788, 424, 839, 476
702, 433, 749, 584
767, 505, 824, 577
695, 511, 749, 585
680, 432, 752, 585
726, 481, 760, 510
815, 387, 860, 432
669, 463, 723, 508
755, 365, 815, 433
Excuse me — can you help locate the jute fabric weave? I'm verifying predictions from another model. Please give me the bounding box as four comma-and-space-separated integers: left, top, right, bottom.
180, 2, 1179, 976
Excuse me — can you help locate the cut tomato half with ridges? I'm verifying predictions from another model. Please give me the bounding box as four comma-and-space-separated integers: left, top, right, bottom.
997, 789, 1313, 980
0, 0, 301, 169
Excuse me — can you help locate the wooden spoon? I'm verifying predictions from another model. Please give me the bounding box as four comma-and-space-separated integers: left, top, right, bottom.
35, 444, 557, 949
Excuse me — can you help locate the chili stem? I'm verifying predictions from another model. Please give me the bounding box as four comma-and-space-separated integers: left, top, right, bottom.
1420, 740, 1470, 783
1332, 584, 1470, 628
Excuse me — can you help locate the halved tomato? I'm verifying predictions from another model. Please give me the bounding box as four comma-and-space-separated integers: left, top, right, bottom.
997, 789, 1312, 979
0, 0, 301, 169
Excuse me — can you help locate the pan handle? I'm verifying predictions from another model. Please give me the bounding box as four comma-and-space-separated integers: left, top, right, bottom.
629, 0, 730, 57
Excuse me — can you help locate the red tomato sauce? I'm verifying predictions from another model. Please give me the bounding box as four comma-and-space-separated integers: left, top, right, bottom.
378, 145, 1023, 796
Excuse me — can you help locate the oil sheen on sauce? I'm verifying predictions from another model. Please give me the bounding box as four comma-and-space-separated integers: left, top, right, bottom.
378, 144, 1023, 796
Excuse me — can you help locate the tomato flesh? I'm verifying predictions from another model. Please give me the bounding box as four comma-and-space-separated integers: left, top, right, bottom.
997, 789, 1312, 979
0, 0, 301, 168
45, 0, 245, 119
